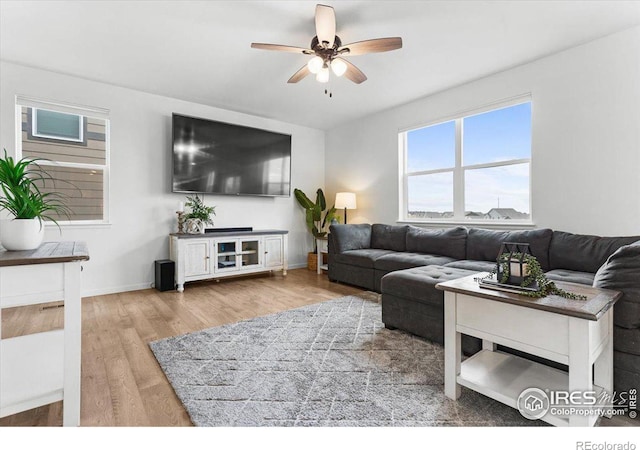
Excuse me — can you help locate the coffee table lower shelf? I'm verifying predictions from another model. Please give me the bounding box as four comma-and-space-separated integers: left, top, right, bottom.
460, 350, 604, 427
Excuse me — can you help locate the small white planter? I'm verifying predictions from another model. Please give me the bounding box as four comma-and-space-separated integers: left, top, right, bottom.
1, 218, 45, 251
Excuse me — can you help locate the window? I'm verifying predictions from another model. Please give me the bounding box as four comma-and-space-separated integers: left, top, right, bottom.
17, 98, 110, 223
32, 108, 84, 142
400, 99, 531, 223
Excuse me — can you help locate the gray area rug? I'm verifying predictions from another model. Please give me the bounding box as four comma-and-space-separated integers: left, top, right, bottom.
150, 293, 541, 426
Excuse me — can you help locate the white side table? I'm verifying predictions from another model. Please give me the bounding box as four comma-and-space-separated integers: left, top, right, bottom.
0, 242, 89, 426
436, 273, 620, 427
316, 238, 328, 274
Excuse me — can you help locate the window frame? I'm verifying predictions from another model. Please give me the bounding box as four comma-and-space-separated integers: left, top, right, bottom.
399, 95, 533, 226
15, 97, 111, 226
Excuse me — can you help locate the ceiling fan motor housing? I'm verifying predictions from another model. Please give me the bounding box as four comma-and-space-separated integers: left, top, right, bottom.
311, 35, 347, 63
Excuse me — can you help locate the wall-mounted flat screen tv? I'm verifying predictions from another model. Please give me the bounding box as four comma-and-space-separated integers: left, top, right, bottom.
172, 114, 291, 197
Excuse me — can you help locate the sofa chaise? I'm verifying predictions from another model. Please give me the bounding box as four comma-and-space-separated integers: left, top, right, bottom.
328, 223, 640, 395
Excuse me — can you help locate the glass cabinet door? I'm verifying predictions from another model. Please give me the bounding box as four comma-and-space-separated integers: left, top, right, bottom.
239, 239, 261, 269
216, 240, 238, 271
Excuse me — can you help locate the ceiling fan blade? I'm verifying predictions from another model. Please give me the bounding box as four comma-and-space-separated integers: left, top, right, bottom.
287, 65, 311, 83
341, 59, 367, 84
251, 43, 313, 54
315, 4, 336, 48
339, 37, 403, 56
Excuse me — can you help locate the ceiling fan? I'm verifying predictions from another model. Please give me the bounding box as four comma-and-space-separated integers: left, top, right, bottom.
251, 4, 402, 85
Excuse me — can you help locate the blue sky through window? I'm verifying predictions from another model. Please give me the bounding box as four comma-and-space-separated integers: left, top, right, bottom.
463, 102, 531, 166
407, 121, 455, 172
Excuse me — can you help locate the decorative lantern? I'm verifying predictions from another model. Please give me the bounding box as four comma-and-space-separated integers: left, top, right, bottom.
496, 242, 532, 285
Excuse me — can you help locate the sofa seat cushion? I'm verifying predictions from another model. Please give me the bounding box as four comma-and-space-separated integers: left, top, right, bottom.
443, 259, 496, 273
332, 248, 394, 269
467, 228, 553, 271
373, 252, 456, 272
544, 269, 595, 286
614, 327, 640, 356
380, 265, 478, 308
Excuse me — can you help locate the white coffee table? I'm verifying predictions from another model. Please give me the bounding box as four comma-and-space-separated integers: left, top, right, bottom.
436, 274, 621, 427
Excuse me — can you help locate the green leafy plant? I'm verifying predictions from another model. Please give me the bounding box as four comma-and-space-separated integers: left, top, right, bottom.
185, 194, 216, 225
294, 188, 338, 252
0, 149, 70, 228
487, 252, 587, 300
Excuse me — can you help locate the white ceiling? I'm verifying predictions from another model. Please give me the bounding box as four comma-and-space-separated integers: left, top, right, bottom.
1, 1, 639, 130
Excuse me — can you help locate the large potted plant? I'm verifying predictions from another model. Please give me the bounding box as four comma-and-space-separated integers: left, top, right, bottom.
184, 194, 216, 234
0, 150, 69, 251
294, 188, 337, 270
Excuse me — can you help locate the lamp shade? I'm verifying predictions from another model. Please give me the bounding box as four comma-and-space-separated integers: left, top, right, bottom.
316, 66, 330, 83
335, 192, 357, 210
330, 58, 347, 77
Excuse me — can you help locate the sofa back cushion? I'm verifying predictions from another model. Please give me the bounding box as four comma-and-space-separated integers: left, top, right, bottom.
329, 224, 372, 254
406, 226, 467, 260
550, 231, 640, 273
467, 228, 553, 271
371, 224, 409, 252
593, 241, 640, 329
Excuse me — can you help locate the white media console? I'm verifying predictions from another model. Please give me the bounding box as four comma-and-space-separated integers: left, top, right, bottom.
169, 229, 288, 292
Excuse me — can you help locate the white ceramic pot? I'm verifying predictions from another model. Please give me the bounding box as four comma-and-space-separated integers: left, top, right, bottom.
0, 218, 45, 251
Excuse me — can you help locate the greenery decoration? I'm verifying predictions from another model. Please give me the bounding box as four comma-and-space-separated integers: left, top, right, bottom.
294, 188, 338, 252
485, 252, 587, 300
185, 194, 216, 225
0, 149, 70, 228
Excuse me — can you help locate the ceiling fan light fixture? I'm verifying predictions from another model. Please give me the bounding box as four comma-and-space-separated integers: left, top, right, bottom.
251, 4, 403, 85
316, 66, 330, 83
330, 58, 347, 77
307, 56, 324, 74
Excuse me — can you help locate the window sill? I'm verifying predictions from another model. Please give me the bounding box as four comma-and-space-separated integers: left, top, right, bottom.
45, 222, 112, 230
397, 219, 537, 229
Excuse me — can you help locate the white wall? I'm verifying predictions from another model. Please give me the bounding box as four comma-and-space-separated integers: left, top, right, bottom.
326, 26, 640, 236
0, 62, 325, 296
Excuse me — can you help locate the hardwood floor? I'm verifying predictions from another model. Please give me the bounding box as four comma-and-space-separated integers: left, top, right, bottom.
1, 268, 635, 427
0, 268, 363, 426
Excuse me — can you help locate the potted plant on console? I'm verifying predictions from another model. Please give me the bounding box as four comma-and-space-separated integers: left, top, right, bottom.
184, 194, 216, 234
0, 150, 69, 251
294, 188, 337, 271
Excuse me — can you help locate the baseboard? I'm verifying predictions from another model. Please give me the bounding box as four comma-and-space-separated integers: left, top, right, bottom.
82, 264, 310, 297
82, 282, 152, 298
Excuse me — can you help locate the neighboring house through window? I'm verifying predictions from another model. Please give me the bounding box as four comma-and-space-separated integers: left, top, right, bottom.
399, 97, 532, 223
17, 97, 110, 223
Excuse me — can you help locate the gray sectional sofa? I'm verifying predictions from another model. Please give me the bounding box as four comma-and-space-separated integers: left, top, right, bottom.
328, 223, 640, 395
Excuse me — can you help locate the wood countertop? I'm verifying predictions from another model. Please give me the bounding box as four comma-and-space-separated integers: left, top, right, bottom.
0, 241, 89, 267
436, 273, 621, 321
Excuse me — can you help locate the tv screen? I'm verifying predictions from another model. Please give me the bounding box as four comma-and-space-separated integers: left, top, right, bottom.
172, 114, 291, 197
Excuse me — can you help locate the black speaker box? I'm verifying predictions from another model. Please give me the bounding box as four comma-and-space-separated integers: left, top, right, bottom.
155, 259, 175, 292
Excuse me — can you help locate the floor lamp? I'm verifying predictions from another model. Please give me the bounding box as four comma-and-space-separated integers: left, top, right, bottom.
335, 192, 357, 224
